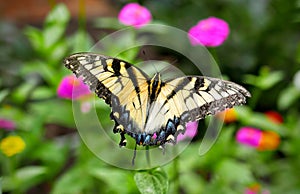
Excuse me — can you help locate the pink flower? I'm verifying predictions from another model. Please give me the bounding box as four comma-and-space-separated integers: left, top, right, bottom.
0, 118, 16, 131
236, 127, 263, 147
57, 75, 91, 100
118, 3, 152, 28
244, 189, 257, 194
188, 17, 230, 47
177, 121, 198, 141
237, 127, 281, 151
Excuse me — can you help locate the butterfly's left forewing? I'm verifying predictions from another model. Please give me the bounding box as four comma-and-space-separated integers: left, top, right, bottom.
64, 53, 150, 135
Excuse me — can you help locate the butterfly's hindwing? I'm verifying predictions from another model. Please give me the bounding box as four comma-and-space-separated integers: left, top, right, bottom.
64, 52, 251, 147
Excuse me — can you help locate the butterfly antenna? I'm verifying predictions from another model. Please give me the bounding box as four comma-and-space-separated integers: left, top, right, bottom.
170, 58, 178, 66
142, 49, 160, 75
132, 143, 137, 166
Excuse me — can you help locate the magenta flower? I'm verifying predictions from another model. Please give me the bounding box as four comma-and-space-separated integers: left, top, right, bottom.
177, 121, 198, 142
57, 75, 91, 100
118, 3, 152, 28
188, 17, 230, 47
236, 127, 263, 148
244, 190, 257, 194
0, 118, 16, 131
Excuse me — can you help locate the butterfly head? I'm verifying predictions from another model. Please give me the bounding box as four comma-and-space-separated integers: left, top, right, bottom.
152, 72, 162, 81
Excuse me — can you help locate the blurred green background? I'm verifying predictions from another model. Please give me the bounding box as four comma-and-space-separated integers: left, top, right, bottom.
0, 0, 300, 194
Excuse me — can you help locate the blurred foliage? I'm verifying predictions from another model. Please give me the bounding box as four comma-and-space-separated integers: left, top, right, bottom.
0, 1, 300, 194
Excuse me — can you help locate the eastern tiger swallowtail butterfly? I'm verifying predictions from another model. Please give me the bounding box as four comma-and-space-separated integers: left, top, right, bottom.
64, 53, 251, 149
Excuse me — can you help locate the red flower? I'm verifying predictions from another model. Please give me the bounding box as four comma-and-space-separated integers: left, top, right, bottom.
244, 183, 270, 194
265, 111, 283, 124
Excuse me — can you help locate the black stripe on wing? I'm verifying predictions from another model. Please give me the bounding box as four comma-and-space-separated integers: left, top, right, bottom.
64, 53, 113, 104
64, 52, 149, 106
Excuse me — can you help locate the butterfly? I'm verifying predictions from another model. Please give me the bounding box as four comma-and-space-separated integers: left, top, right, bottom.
64, 52, 251, 149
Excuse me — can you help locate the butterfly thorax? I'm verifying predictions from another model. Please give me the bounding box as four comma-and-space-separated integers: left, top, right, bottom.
148, 73, 164, 102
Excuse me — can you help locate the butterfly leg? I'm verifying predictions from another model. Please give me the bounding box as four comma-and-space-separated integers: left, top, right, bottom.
119, 131, 127, 147
131, 143, 137, 166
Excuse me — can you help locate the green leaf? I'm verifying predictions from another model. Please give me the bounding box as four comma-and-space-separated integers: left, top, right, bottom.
235, 106, 286, 135
278, 85, 300, 110
70, 30, 93, 53
215, 159, 254, 184
296, 43, 300, 63
11, 81, 36, 104
31, 86, 54, 100
47, 40, 69, 64
179, 172, 204, 194
29, 99, 74, 126
244, 68, 284, 90
134, 168, 168, 194
94, 17, 125, 29
31, 141, 69, 176
0, 89, 9, 103
259, 70, 284, 89
24, 26, 44, 52
43, 4, 70, 49
45, 4, 70, 26
0, 177, 2, 194
92, 29, 140, 59
21, 60, 58, 86
90, 167, 137, 194
51, 167, 92, 194
2, 166, 48, 191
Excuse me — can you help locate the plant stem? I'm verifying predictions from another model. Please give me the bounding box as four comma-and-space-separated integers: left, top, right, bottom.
173, 147, 180, 194
248, 88, 262, 108
79, 0, 86, 31
8, 157, 20, 194
48, 0, 56, 9
207, 47, 221, 77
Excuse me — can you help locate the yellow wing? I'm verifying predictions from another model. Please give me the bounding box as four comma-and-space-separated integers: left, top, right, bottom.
64, 53, 251, 147
143, 76, 251, 143
64, 53, 150, 137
